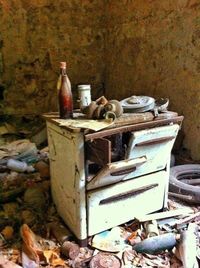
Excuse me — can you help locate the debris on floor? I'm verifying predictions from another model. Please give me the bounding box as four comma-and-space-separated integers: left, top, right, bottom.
1, 138, 200, 267
169, 164, 200, 203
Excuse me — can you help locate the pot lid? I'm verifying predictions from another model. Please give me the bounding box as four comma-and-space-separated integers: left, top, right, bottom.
120, 95, 155, 112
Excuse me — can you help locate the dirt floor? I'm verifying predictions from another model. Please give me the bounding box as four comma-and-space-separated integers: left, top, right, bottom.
0, 138, 200, 267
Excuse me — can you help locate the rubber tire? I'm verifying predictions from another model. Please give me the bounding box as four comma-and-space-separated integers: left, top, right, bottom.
169, 164, 200, 203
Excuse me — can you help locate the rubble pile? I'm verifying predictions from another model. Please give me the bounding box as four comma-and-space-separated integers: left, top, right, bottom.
0, 138, 200, 267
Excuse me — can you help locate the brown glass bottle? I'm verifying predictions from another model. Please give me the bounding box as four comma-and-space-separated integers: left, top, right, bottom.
57, 62, 67, 91
59, 74, 73, 119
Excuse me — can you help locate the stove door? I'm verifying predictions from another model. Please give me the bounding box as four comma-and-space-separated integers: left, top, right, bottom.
124, 124, 179, 181
87, 170, 166, 236
87, 156, 147, 190
87, 124, 179, 190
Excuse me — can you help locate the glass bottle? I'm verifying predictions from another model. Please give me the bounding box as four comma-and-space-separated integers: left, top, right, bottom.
59, 74, 73, 119
57, 62, 67, 91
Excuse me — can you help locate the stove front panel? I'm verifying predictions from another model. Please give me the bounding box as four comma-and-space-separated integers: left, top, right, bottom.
87, 170, 166, 236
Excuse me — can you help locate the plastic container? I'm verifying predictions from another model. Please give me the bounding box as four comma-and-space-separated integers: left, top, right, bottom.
77, 84, 91, 109
7, 159, 35, 173
144, 220, 159, 238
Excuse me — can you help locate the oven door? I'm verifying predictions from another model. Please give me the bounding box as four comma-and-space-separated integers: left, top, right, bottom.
87, 170, 167, 236
124, 124, 179, 181
87, 124, 179, 190
87, 156, 147, 190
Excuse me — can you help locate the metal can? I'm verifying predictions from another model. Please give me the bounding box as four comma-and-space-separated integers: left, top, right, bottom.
77, 84, 91, 109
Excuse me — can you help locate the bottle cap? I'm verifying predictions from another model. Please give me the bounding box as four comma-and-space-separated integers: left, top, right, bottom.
77, 84, 91, 90
60, 62, 66, 68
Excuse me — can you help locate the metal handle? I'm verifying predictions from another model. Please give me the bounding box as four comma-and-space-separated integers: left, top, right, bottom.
111, 166, 136, 176
135, 136, 175, 146
109, 156, 147, 176
99, 183, 158, 205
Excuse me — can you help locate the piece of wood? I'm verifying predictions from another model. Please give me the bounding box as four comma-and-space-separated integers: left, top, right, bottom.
61, 241, 80, 260
85, 116, 184, 141
113, 112, 154, 127
168, 192, 194, 201
136, 208, 193, 222
178, 224, 198, 268
42, 113, 81, 133
175, 211, 200, 229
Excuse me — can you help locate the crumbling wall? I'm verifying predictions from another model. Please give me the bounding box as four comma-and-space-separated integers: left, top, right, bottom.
1, 0, 200, 159
105, 0, 200, 160
0, 0, 105, 115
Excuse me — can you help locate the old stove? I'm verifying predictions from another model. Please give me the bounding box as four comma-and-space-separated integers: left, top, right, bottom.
43, 111, 183, 245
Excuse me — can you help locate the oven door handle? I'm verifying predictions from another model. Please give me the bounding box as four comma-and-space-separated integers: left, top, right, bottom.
135, 136, 175, 147
99, 183, 159, 205
87, 156, 147, 190
110, 166, 137, 176
109, 156, 147, 176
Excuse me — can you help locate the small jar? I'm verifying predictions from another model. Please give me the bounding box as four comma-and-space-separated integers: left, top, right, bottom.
77, 84, 91, 110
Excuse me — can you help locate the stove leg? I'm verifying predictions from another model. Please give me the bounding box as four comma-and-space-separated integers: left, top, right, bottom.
77, 237, 88, 247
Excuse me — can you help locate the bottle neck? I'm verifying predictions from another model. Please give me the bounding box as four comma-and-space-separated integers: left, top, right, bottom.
60, 67, 66, 76
61, 74, 67, 83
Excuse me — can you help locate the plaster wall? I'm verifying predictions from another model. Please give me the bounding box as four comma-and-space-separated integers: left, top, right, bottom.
1, 0, 200, 159
105, 0, 200, 159
0, 0, 105, 114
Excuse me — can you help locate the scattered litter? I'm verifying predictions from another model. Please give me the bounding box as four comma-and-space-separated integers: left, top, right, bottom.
0, 139, 37, 160
20, 224, 64, 266
0, 136, 200, 268
23, 185, 47, 213
90, 252, 122, 268
91, 227, 127, 252
1, 226, 14, 240
0, 123, 17, 136
47, 221, 73, 244
61, 241, 80, 260
34, 160, 49, 178
30, 125, 47, 147
169, 164, 200, 204
7, 159, 35, 173
176, 223, 198, 268
143, 220, 159, 238
133, 232, 178, 254
0, 255, 22, 268
136, 207, 193, 222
